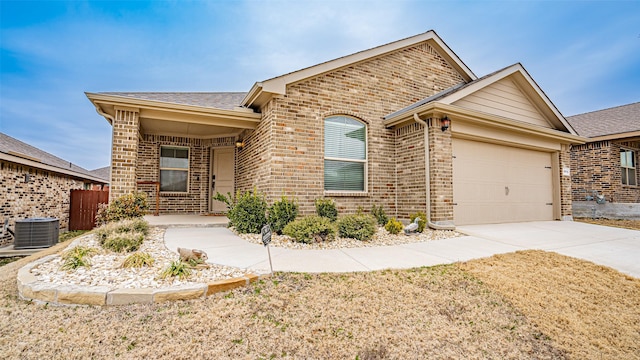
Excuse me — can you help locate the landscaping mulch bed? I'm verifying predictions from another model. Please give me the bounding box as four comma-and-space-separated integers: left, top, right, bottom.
575, 218, 640, 231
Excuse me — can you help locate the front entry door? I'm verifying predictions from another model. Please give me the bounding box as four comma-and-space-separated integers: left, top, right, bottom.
209, 147, 235, 213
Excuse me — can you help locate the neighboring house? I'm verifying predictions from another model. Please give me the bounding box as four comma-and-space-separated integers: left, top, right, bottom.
0, 133, 109, 246
566, 102, 640, 219
86, 30, 583, 226
90, 166, 111, 191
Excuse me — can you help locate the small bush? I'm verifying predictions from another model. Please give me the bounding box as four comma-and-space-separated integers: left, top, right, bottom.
409, 212, 427, 233
160, 260, 192, 280
384, 218, 403, 235
212, 191, 235, 210
283, 216, 336, 244
122, 252, 155, 268
102, 232, 144, 253
371, 205, 389, 226
95, 219, 149, 244
228, 189, 268, 234
95, 192, 149, 225
268, 196, 299, 235
337, 214, 377, 241
315, 198, 338, 221
61, 246, 97, 270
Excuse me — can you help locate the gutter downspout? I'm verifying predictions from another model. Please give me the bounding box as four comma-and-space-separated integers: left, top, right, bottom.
93, 104, 115, 124
413, 113, 456, 231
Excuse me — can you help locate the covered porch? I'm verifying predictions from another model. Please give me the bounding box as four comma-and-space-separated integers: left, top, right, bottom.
86, 92, 261, 215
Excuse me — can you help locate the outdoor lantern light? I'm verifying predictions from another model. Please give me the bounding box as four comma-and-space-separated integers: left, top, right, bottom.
235, 139, 245, 150
441, 116, 450, 132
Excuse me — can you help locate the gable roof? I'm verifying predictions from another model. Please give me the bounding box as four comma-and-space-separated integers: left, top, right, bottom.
0, 133, 108, 183
385, 63, 577, 135
241, 30, 476, 109
566, 102, 640, 139
97, 92, 247, 110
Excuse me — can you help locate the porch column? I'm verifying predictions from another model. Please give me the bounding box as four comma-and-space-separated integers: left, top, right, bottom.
428, 117, 454, 224
110, 106, 140, 201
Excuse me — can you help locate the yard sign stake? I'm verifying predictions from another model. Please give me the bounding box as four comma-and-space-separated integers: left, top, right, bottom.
261, 224, 273, 274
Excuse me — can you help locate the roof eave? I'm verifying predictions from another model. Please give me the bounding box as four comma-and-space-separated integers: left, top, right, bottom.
0, 152, 108, 184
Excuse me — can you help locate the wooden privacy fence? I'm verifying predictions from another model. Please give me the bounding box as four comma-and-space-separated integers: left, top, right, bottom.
69, 190, 109, 230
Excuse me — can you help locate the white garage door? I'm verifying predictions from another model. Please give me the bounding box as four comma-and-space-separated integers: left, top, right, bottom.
453, 138, 554, 225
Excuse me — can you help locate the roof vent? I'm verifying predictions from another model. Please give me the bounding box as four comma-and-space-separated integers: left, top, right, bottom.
14, 218, 59, 249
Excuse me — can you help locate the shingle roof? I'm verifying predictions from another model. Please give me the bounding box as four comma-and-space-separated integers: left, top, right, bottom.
0, 132, 105, 181
90, 166, 110, 182
566, 102, 640, 138
100, 92, 247, 110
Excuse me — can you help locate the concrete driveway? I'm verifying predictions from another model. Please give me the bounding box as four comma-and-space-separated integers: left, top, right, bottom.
457, 221, 640, 278
163, 221, 639, 278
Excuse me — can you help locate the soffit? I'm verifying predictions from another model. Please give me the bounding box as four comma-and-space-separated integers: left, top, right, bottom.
86, 93, 261, 138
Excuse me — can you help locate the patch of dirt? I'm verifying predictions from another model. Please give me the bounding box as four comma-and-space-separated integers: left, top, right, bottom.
461, 250, 640, 360
575, 218, 640, 231
0, 256, 566, 359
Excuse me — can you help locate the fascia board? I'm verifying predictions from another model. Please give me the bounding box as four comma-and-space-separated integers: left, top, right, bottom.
385, 102, 585, 144
588, 131, 640, 142
86, 93, 261, 128
0, 153, 108, 183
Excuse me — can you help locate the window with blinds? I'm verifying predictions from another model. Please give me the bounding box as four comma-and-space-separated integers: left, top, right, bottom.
621, 149, 637, 186
160, 146, 189, 192
324, 116, 367, 191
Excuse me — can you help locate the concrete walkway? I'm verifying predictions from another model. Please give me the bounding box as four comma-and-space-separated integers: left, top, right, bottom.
164, 221, 640, 278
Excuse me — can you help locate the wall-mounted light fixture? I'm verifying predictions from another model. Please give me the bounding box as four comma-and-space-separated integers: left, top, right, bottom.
235, 139, 245, 150
441, 116, 450, 132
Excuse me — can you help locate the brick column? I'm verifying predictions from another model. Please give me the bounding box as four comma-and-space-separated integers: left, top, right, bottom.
110, 106, 140, 201
559, 144, 573, 220
428, 118, 454, 224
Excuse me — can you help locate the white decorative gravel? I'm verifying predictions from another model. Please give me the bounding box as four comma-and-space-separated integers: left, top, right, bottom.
30, 227, 253, 290
237, 227, 462, 250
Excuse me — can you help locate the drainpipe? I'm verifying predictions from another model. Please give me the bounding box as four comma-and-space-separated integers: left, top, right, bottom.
93, 104, 115, 124
413, 113, 456, 231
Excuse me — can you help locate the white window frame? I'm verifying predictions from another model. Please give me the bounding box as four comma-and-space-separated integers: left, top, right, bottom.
621, 148, 637, 186
323, 115, 368, 193
159, 145, 190, 193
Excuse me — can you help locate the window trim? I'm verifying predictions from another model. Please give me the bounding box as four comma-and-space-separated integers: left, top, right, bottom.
159, 145, 190, 193
323, 115, 368, 194
621, 148, 637, 187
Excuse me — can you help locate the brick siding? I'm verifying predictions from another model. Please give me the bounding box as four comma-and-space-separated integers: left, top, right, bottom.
236, 42, 463, 219
571, 140, 640, 203
0, 160, 85, 246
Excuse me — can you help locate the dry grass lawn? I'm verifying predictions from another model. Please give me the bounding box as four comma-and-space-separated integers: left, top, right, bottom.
461, 250, 640, 360
575, 217, 640, 231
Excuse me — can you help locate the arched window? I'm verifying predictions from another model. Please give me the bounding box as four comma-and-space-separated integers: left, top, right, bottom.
324, 116, 367, 191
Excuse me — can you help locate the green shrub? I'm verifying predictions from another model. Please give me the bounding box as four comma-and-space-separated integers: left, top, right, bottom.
61, 246, 97, 270
315, 198, 338, 221
160, 260, 192, 280
268, 196, 299, 235
409, 212, 427, 233
283, 216, 336, 244
384, 218, 404, 235
95, 192, 149, 225
371, 205, 389, 226
102, 231, 144, 253
122, 252, 155, 268
212, 191, 235, 210
227, 189, 268, 234
337, 214, 377, 241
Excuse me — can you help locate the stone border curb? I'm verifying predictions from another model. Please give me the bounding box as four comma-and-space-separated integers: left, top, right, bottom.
17, 258, 269, 306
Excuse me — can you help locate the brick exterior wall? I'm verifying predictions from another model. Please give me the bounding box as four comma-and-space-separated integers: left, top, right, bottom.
428, 118, 454, 223
559, 145, 573, 218
110, 108, 140, 201
236, 42, 464, 219
136, 134, 236, 214
395, 122, 426, 219
571, 140, 640, 203
0, 160, 85, 246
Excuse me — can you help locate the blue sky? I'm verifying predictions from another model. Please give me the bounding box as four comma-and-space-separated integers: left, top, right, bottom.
1, 0, 639, 170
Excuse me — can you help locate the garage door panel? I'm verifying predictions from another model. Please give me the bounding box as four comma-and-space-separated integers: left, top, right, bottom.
453, 138, 554, 225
